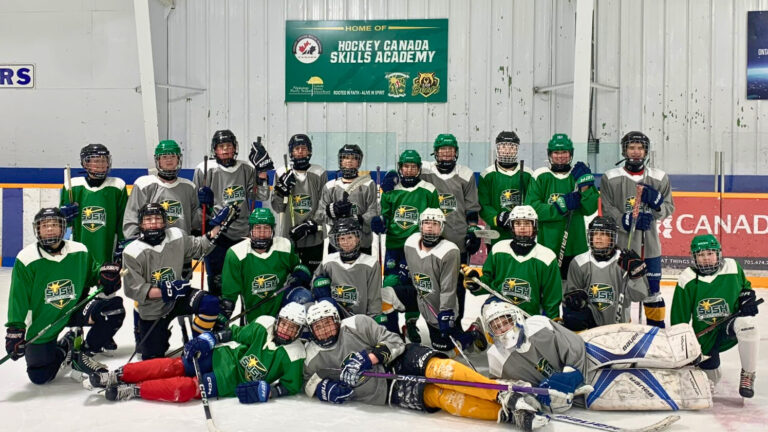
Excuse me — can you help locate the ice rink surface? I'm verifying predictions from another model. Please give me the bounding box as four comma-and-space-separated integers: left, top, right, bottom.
1, 267, 767, 432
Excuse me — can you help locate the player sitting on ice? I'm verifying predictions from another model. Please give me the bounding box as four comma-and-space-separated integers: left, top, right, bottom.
672, 234, 761, 398
482, 299, 712, 412
562, 216, 650, 331
5, 208, 125, 384
312, 217, 382, 319
303, 299, 548, 431
89, 302, 306, 402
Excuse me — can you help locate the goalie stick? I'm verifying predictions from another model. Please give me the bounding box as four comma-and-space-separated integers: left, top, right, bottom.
547, 413, 680, 432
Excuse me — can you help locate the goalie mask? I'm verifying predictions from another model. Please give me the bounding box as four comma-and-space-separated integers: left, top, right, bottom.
80, 143, 112, 180
398, 149, 422, 188
248, 208, 275, 252
508, 205, 538, 250
274, 302, 307, 346
588, 216, 618, 261
307, 300, 341, 348
34, 207, 67, 253
211, 129, 238, 168
419, 208, 445, 248
289, 134, 313, 171
432, 133, 459, 174
330, 217, 362, 262
547, 133, 573, 173
338, 144, 363, 180
495, 131, 520, 169
154, 140, 183, 181
620, 131, 649, 173
690, 234, 723, 276
482, 300, 529, 352
138, 203, 168, 246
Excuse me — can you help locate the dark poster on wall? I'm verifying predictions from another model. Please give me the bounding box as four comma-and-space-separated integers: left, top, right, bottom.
747, 11, 768, 99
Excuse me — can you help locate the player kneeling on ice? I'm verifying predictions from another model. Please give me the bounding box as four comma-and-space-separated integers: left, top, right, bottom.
89, 302, 307, 402
562, 216, 650, 331
672, 234, 761, 398
4, 208, 125, 384
303, 299, 548, 431
482, 299, 712, 412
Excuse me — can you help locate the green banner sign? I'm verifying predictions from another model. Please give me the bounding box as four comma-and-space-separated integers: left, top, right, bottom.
285, 19, 448, 102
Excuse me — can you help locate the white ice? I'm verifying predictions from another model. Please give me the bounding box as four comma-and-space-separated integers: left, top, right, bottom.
1, 267, 767, 432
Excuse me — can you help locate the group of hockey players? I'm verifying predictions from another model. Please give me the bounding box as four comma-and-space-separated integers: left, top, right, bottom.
4, 129, 761, 431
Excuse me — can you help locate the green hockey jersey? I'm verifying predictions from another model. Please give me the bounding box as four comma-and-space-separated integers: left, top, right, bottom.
478, 163, 534, 243
380, 180, 439, 250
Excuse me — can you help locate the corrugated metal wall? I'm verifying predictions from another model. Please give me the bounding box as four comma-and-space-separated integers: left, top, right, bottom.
158, 0, 768, 176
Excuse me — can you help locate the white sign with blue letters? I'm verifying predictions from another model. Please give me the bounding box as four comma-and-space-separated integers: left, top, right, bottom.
0, 64, 35, 88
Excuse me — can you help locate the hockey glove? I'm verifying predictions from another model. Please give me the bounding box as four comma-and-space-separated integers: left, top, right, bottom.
183, 331, 217, 365
249, 140, 275, 172
340, 350, 373, 387
495, 211, 512, 229
635, 211, 654, 231
640, 183, 664, 210
5, 327, 25, 361
396, 261, 411, 285
557, 192, 582, 214
570, 161, 595, 189
209, 205, 234, 227
326, 200, 353, 219
437, 310, 456, 336
312, 276, 332, 299
235, 380, 271, 404
288, 264, 312, 286
159, 279, 192, 303
274, 170, 296, 198
371, 216, 387, 234
461, 265, 483, 293
289, 219, 319, 242
737, 289, 760, 317
619, 249, 647, 279
537, 366, 590, 413
99, 262, 122, 295
563, 290, 588, 311
621, 212, 633, 232
381, 170, 399, 193
60, 202, 79, 223
465, 226, 482, 255
316, 378, 354, 404
113, 238, 134, 266
197, 186, 214, 207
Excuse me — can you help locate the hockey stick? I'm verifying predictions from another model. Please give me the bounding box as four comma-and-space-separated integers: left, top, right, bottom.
695, 298, 764, 338
283, 154, 296, 227
415, 289, 478, 371
546, 413, 680, 432
376, 165, 383, 272
616, 183, 644, 325
469, 276, 532, 318
201, 155, 209, 291
64, 164, 74, 240
181, 316, 222, 432
1, 287, 105, 366
519, 159, 526, 203
472, 229, 500, 240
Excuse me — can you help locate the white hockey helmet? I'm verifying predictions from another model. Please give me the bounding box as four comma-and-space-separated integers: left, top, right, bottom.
274, 302, 307, 346
419, 208, 446, 246
482, 300, 529, 352
508, 205, 538, 248
306, 299, 341, 348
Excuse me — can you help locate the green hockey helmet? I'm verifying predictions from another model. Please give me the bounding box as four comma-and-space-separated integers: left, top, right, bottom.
547, 133, 573, 173
432, 133, 459, 173
398, 149, 422, 187
690, 234, 722, 276
154, 140, 182, 180
248, 208, 275, 251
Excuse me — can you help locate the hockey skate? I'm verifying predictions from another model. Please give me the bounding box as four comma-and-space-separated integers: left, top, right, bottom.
739, 369, 755, 398
496, 386, 548, 431
105, 384, 140, 401
89, 368, 122, 389
402, 318, 421, 343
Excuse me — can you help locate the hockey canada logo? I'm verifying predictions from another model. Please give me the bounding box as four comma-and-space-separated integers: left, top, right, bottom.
292, 194, 313, 215
412, 273, 433, 294
500, 189, 522, 209
588, 283, 615, 311
386, 72, 409, 98
45, 279, 76, 309
222, 185, 246, 207
332, 285, 359, 307
412, 72, 440, 98
624, 195, 638, 213
394, 205, 419, 229
151, 267, 176, 286
159, 200, 183, 225
536, 358, 555, 378
438, 193, 457, 215
240, 354, 268, 381
252, 274, 279, 296
292, 34, 322, 64
696, 298, 730, 325
501, 278, 531, 305
81, 206, 106, 232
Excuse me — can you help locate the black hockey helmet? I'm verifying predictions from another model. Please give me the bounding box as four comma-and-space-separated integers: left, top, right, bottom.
495, 131, 520, 168
330, 217, 362, 262
80, 143, 112, 180
588, 216, 618, 260
288, 134, 313, 170
338, 144, 363, 180
211, 129, 238, 167
138, 203, 167, 246
33, 207, 67, 252
620, 131, 649, 173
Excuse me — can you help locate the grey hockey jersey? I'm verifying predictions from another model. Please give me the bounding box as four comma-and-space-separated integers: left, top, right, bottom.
270, 164, 327, 248
123, 175, 202, 239
314, 252, 382, 316
316, 176, 380, 248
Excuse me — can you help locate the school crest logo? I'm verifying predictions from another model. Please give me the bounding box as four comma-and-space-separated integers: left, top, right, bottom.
332, 285, 359, 307
536, 358, 555, 378
240, 354, 268, 381
501, 278, 531, 305
151, 267, 176, 286
252, 274, 279, 296
292, 194, 313, 215
81, 206, 106, 233
696, 298, 730, 325
438, 193, 457, 215
500, 189, 522, 209
624, 196, 638, 213
393, 205, 419, 229
222, 185, 246, 207
386, 72, 409, 98
412, 72, 440, 98
412, 273, 433, 294
159, 199, 183, 224
588, 283, 615, 311
45, 279, 76, 309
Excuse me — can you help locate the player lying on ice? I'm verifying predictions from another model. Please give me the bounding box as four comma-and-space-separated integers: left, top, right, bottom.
481, 298, 713, 412
302, 298, 550, 431
88, 302, 306, 403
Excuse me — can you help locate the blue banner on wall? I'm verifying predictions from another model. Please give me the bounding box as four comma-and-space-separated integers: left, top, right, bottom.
747, 11, 768, 99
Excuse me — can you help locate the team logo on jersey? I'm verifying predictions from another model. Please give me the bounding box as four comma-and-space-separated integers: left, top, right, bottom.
394, 205, 419, 229
151, 267, 176, 286
696, 298, 731, 325
239, 354, 268, 381
624, 196, 638, 213
500, 189, 522, 209
45, 279, 76, 309
252, 274, 279, 296
588, 283, 615, 311
159, 200, 183, 225
536, 358, 555, 379
291, 194, 313, 215
501, 278, 531, 305
412, 273, 433, 294
412, 72, 440, 98
547, 193, 562, 205
222, 185, 246, 207
81, 206, 106, 232
438, 193, 457, 215
332, 285, 359, 307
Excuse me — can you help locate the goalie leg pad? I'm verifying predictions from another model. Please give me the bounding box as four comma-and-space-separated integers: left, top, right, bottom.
586, 367, 712, 411
582, 323, 700, 370
730, 316, 759, 372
